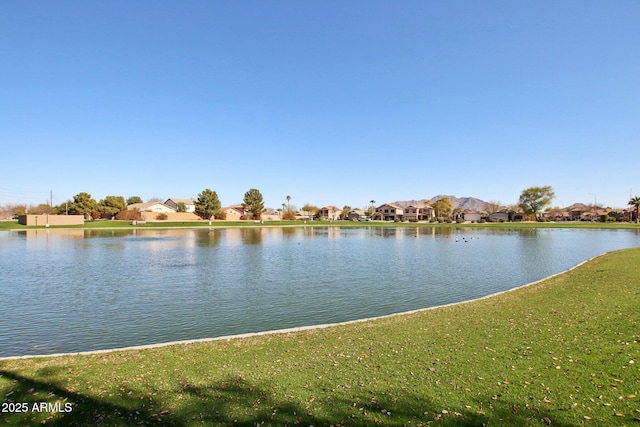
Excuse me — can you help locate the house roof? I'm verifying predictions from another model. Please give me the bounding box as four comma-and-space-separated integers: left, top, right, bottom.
165, 198, 195, 205
377, 203, 403, 209
127, 202, 176, 212
223, 204, 245, 214
406, 203, 432, 209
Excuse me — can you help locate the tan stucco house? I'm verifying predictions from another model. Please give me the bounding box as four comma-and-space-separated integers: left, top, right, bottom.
403, 205, 434, 221
318, 206, 342, 221
127, 202, 176, 213
373, 204, 404, 221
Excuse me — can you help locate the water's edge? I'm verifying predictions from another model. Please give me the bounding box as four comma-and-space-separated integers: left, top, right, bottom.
0, 252, 601, 362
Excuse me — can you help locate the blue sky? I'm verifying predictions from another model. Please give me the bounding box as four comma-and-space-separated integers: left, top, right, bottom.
1, 1, 639, 210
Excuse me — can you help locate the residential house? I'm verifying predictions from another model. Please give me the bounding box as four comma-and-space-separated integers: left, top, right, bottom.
570, 207, 588, 221
165, 198, 196, 213
347, 208, 367, 221
222, 205, 246, 220
580, 208, 611, 222
318, 206, 342, 221
488, 212, 509, 222
403, 205, 434, 221
299, 209, 317, 221
127, 202, 176, 213
462, 211, 482, 222
372, 204, 404, 221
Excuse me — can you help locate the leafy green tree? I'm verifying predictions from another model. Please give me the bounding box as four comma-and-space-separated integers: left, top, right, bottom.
176, 202, 186, 213
518, 186, 555, 221
432, 197, 452, 221
126, 196, 143, 205
54, 202, 69, 215
629, 196, 640, 223
68, 192, 99, 217
99, 196, 126, 219
243, 188, 265, 220
194, 189, 221, 220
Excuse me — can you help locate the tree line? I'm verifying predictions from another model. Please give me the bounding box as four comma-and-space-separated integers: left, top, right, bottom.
0, 188, 269, 221
2, 185, 639, 223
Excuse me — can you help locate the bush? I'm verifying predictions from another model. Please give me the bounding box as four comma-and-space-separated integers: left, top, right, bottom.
282, 211, 296, 220
156, 213, 168, 220
115, 209, 142, 221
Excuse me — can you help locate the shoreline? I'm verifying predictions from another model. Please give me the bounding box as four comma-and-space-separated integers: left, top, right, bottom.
0, 253, 600, 361
2, 219, 640, 232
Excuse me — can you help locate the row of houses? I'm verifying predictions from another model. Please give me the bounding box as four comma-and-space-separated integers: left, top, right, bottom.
127, 199, 283, 221
128, 200, 514, 223
128, 200, 362, 222
128, 199, 635, 223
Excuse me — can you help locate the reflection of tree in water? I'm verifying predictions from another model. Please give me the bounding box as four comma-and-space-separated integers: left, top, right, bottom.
195, 229, 222, 247
281, 226, 306, 240
241, 228, 263, 245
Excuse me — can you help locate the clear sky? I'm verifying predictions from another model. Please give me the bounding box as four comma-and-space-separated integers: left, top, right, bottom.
1, 1, 639, 211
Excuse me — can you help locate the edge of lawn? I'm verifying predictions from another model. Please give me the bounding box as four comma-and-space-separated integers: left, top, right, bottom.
1, 248, 638, 427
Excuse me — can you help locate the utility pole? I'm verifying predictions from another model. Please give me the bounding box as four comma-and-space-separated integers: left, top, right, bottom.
46, 190, 52, 227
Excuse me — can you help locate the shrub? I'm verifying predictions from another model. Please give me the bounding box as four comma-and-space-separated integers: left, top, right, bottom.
115, 209, 142, 221
282, 211, 296, 220
156, 213, 168, 220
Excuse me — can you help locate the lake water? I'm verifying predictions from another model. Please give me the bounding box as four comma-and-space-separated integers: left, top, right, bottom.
1, 226, 639, 357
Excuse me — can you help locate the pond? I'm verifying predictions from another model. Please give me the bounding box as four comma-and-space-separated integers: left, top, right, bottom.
1, 226, 639, 357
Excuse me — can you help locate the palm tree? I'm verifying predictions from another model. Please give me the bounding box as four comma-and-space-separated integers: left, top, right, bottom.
629, 196, 640, 223
286, 195, 291, 212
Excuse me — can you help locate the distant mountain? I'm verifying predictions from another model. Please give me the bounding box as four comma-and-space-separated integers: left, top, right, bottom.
393, 195, 490, 212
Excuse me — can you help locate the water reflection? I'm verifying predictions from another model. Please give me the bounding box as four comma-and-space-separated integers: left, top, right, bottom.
1, 227, 639, 357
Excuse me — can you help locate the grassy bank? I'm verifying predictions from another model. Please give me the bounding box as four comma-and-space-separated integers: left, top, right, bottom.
1, 250, 639, 426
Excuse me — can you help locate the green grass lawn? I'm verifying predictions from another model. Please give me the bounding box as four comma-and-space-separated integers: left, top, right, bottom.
1, 249, 638, 426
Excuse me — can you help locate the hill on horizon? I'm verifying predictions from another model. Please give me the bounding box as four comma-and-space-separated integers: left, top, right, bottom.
392, 195, 489, 212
